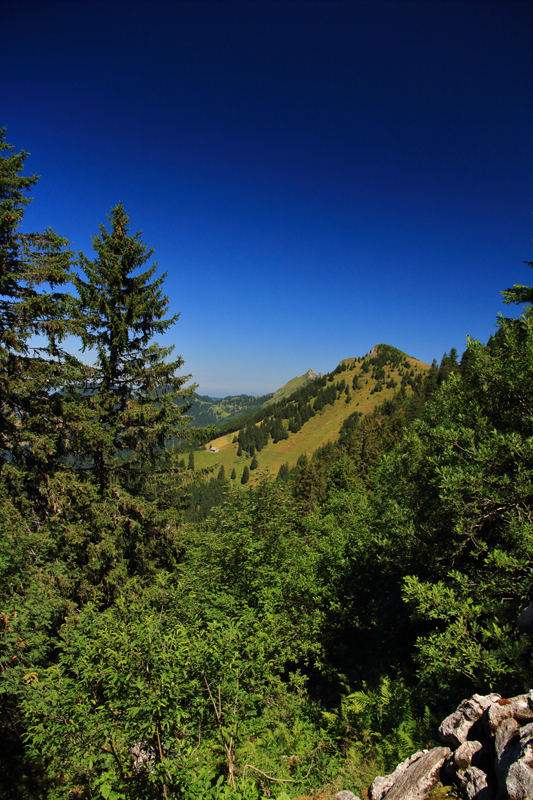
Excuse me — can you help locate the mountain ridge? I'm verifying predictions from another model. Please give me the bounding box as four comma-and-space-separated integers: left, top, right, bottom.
188, 343, 430, 481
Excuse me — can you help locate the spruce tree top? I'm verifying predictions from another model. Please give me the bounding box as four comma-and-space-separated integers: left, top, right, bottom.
0, 129, 81, 479
73, 203, 194, 487
75, 203, 185, 393
502, 258, 533, 308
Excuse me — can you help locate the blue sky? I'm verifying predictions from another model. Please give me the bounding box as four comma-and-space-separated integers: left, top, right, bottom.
4, 0, 532, 396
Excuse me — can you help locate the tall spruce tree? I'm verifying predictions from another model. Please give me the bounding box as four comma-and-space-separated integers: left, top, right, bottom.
0, 131, 88, 789
73, 203, 193, 492
0, 129, 82, 493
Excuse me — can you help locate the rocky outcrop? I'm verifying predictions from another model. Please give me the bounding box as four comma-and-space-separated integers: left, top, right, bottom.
368, 691, 533, 800
370, 749, 451, 800
439, 694, 501, 748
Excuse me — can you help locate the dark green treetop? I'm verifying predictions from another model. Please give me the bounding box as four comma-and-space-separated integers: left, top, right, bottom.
0, 129, 82, 485
501, 258, 533, 307
73, 203, 193, 490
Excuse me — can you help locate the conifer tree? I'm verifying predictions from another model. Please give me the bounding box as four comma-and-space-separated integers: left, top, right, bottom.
502, 260, 533, 306
230, 467, 236, 480
241, 465, 250, 484
0, 129, 82, 492
217, 464, 226, 481
277, 462, 289, 482
73, 204, 192, 491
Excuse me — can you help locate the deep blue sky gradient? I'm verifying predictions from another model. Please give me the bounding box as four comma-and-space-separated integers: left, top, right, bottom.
4, 0, 532, 395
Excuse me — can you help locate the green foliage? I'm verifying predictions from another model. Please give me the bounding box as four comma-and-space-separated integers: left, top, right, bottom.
369, 312, 533, 702
5, 132, 533, 800
369, 344, 410, 369
501, 259, 533, 307
0, 129, 83, 492
23, 594, 308, 798
183, 475, 229, 523
73, 203, 193, 492
277, 462, 289, 482
322, 676, 435, 779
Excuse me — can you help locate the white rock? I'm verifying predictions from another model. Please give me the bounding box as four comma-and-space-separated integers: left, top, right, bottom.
439, 694, 501, 748
454, 740, 483, 771
372, 747, 451, 800
461, 765, 494, 800
370, 752, 428, 800
507, 760, 533, 800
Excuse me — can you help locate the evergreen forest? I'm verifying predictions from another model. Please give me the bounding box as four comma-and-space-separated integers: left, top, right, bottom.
2, 130, 533, 800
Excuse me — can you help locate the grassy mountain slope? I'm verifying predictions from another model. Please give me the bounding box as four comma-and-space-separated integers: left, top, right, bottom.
266, 368, 318, 405
193, 346, 429, 482
185, 391, 274, 427
186, 370, 319, 427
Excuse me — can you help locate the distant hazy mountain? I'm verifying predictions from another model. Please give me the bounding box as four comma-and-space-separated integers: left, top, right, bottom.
185, 369, 320, 427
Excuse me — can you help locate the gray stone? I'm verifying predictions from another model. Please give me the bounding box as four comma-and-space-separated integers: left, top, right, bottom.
510, 695, 533, 723
495, 717, 521, 788
527, 690, 533, 711
517, 602, 533, 635
131, 741, 157, 773
506, 760, 533, 799
455, 741, 484, 771
461, 766, 494, 800
332, 792, 361, 800
439, 694, 501, 748
495, 717, 520, 759
370, 752, 428, 800
485, 695, 533, 734
376, 747, 451, 800
485, 702, 514, 734
518, 723, 533, 764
